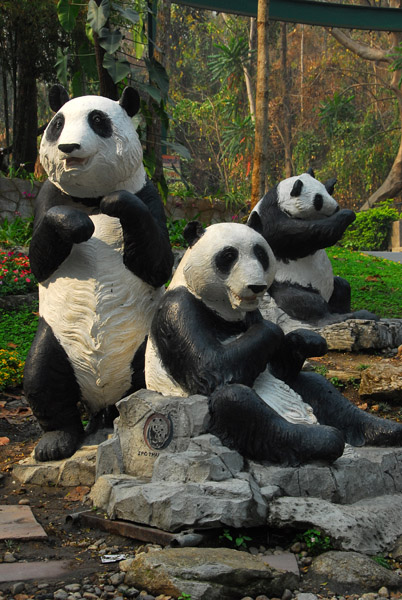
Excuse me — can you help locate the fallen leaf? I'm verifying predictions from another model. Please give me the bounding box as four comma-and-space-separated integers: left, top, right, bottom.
7, 342, 17, 348
365, 275, 381, 282
358, 402, 368, 411
64, 485, 91, 502
0, 437, 10, 446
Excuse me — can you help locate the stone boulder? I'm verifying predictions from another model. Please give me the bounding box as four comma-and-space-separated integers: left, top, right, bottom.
267, 494, 402, 555
359, 362, 402, 401
120, 547, 299, 600
304, 551, 402, 594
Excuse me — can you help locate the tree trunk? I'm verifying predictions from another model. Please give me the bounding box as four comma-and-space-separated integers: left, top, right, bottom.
281, 22, 293, 178
251, 0, 270, 209
244, 17, 256, 121
147, 0, 171, 190
330, 22, 402, 209
11, 53, 38, 172
94, 0, 118, 100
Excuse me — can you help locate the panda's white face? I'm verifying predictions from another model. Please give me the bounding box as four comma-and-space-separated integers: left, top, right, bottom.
277, 173, 339, 220
40, 95, 145, 198
171, 223, 276, 320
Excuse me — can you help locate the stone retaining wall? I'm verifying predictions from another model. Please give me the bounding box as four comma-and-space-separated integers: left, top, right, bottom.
0, 178, 40, 221
0, 178, 237, 224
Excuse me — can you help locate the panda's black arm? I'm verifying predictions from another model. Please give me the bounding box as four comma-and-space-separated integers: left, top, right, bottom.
100, 184, 173, 288
29, 181, 94, 282
151, 286, 285, 396
260, 204, 355, 260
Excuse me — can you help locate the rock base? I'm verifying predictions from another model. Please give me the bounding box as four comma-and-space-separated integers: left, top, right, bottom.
259, 295, 402, 351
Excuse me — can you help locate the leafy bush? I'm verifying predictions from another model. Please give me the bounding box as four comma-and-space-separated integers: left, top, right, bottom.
167, 217, 188, 248
0, 347, 25, 391
339, 201, 399, 251
0, 215, 34, 248
295, 528, 332, 556
0, 249, 37, 296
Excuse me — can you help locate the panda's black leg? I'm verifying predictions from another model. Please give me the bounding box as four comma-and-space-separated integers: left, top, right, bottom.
290, 372, 402, 447
328, 277, 379, 320
269, 282, 329, 322
24, 318, 84, 462
327, 276, 351, 314
207, 384, 345, 466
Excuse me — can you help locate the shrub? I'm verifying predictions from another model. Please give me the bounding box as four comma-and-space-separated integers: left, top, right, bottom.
339, 201, 399, 251
0, 347, 25, 391
0, 249, 37, 296
0, 215, 34, 248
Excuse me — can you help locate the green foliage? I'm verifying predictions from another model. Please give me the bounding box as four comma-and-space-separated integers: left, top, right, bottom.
167, 218, 188, 248
219, 528, 252, 550
0, 216, 34, 248
339, 201, 399, 251
0, 304, 38, 390
312, 364, 328, 376
319, 91, 356, 139
1, 164, 37, 185
327, 246, 402, 318
329, 376, 345, 389
178, 594, 192, 600
372, 555, 392, 570
295, 528, 332, 556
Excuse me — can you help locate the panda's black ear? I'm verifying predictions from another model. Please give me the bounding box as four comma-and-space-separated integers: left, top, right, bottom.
290, 178, 303, 197
307, 167, 315, 178
247, 211, 263, 235
119, 87, 140, 118
49, 84, 69, 112
324, 177, 337, 196
184, 221, 205, 247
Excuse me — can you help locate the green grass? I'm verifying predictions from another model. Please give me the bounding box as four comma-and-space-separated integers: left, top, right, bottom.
0, 303, 38, 390
327, 246, 402, 319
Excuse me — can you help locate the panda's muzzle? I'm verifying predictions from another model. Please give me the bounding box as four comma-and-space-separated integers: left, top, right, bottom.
58, 143, 89, 168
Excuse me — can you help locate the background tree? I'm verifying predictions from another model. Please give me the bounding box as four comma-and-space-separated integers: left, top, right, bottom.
0, 0, 66, 172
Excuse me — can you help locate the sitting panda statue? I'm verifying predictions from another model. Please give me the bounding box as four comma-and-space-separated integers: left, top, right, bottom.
145, 219, 402, 466
24, 84, 173, 462
248, 169, 377, 325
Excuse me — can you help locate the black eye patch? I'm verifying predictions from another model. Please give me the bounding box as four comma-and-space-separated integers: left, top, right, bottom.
215, 246, 239, 274
253, 244, 269, 270
88, 110, 113, 138
46, 113, 65, 143
314, 193, 323, 211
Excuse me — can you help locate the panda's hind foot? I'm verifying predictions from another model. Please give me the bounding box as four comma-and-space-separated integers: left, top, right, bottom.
34, 429, 84, 462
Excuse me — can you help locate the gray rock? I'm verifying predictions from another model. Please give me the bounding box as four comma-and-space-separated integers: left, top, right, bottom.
359, 363, 402, 401
11, 582, 25, 595
96, 435, 124, 479
121, 547, 299, 600
90, 474, 267, 531
152, 450, 233, 483
189, 434, 244, 475
304, 551, 402, 594
267, 494, 402, 554
115, 390, 209, 479
249, 448, 402, 504
392, 535, 402, 561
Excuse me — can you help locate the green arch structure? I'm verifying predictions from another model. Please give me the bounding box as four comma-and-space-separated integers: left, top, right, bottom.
172, 0, 402, 32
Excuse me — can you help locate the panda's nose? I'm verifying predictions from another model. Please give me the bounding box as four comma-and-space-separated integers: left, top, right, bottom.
248, 284, 267, 294
58, 143, 81, 154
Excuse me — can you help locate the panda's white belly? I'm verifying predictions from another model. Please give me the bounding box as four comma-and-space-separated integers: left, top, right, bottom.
275, 250, 334, 301
40, 214, 164, 412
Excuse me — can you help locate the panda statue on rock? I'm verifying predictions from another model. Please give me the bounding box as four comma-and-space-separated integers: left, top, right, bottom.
24, 84, 173, 462
248, 169, 378, 326
145, 219, 402, 466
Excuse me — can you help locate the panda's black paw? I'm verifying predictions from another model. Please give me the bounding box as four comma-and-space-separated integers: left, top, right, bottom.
101, 191, 146, 220
46, 206, 94, 244
34, 429, 83, 462
351, 309, 379, 321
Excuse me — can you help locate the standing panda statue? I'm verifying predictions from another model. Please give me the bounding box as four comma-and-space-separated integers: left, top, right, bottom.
145, 219, 402, 466
248, 169, 378, 325
24, 85, 173, 462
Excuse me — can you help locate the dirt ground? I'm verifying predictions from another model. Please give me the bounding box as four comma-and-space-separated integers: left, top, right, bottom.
0, 349, 401, 595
